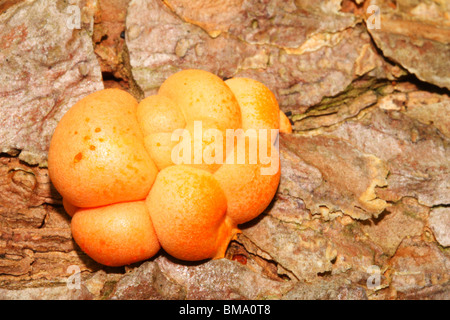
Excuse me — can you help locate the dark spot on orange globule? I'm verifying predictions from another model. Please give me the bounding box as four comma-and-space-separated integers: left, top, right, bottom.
95, 127, 101, 133
74, 152, 83, 163
89, 145, 96, 151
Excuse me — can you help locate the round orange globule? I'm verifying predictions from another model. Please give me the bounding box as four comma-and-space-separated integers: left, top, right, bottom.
48, 69, 292, 266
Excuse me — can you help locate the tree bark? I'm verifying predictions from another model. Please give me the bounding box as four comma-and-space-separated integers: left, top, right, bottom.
0, 0, 448, 299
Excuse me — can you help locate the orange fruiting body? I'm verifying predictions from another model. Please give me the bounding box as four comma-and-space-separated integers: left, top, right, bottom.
146, 165, 237, 261
158, 69, 242, 132
225, 77, 280, 131
214, 134, 281, 225
48, 89, 158, 208
62, 198, 78, 218
137, 95, 186, 171
279, 110, 293, 133
71, 201, 160, 267
48, 69, 291, 265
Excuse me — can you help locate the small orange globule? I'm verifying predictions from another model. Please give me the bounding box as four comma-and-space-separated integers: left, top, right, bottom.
48, 69, 292, 266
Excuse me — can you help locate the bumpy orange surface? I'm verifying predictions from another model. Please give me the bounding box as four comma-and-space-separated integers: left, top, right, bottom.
48, 89, 158, 208
146, 165, 235, 261
48, 69, 292, 265
71, 201, 160, 267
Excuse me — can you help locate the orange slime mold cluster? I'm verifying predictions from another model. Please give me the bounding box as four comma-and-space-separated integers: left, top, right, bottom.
48, 69, 292, 266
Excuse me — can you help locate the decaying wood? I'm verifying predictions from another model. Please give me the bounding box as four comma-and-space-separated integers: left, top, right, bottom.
0, 0, 449, 299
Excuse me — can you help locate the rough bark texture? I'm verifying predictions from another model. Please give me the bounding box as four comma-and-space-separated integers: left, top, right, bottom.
0, 0, 449, 300
0, 0, 104, 166
366, 0, 450, 90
